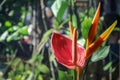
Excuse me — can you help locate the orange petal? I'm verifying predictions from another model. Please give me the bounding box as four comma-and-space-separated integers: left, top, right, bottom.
86, 3, 101, 48
85, 20, 117, 59
69, 21, 74, 39
99, 20, 117, 41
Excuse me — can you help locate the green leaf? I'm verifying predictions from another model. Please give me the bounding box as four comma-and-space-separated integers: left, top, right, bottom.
27, 72, 34, 80
88, 7, 95, 17
8, 10, 14, 16
72, 14, 77, 28
0, 72, 3, 77
6, 32, 20, 42
38, 75, 43, 80
49, 53, 55, 62
27, 55, 43, 64
41, 29, 54, 42
18, 22, 23, 27
17, 63, 24, 71
17, 26, 28, 35
58, 70, 67, 80
91, 46, 110, 62
103, 61, 112, 71
11, 58, 21, 68
37, 64, 49, 74
0, 30, 8, 41
5, 21, 12, 27
53, 19, 68, 30
78, 38, 85, 46
81, 17, 92, 39
51, 0, 68, 22
53, 19, 59, 29
8, 26, 19, 32
58, 70, 73, 80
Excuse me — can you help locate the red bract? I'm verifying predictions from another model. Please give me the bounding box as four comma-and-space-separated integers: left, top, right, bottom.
51, 32, 86, 69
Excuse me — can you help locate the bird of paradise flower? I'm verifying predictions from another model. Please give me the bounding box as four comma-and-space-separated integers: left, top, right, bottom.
51, 3, 117, 80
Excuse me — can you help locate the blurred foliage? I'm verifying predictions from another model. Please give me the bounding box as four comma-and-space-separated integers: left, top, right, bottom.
0, 0, 44, 80
58, 70, 73, 80
0, 0, 30, 59
51, 0, 69, 22
4, 54, 49, 80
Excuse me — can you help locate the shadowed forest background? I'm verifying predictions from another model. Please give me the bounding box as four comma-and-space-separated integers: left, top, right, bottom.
0, 0, 120, 80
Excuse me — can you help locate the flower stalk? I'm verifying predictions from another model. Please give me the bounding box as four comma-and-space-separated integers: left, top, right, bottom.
72, 28, 78, 80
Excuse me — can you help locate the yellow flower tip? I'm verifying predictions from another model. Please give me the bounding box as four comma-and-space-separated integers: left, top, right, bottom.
92, 2, 101, 24
100, 20, 117, 41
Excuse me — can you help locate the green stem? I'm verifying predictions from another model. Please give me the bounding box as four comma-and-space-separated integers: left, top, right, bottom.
74, 68, 77, 80
82, 58, 91, 80
69, 0, 72, 22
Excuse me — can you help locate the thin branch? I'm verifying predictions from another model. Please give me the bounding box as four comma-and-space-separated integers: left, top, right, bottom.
40, 0, 48, 31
